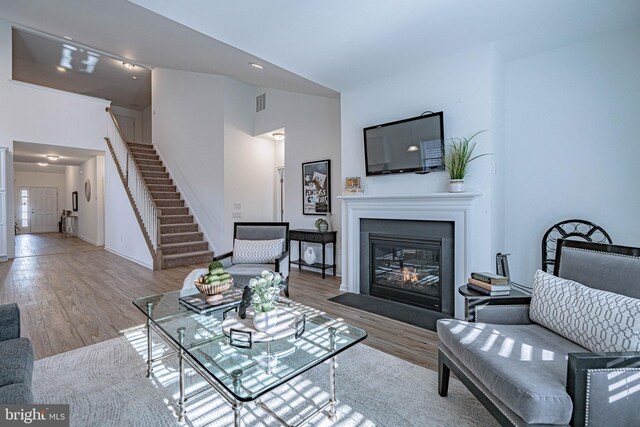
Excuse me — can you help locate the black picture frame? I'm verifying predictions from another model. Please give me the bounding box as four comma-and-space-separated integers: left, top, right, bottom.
302, 159, 331, 215
72, 191, 78, 212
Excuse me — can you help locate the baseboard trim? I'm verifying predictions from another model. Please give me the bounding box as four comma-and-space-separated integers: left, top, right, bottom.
104, 246, 153, 270
76, 235, 103, 246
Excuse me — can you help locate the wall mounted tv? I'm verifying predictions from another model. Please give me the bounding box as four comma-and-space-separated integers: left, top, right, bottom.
363, 111, 444, 176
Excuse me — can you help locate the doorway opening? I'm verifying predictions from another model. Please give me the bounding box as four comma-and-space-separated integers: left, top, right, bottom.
13, 141, 106, 258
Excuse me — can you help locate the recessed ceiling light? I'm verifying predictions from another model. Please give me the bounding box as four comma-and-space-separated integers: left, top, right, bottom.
46, 155, 60, 161
132, 76, 138, 80
272, 132, 285, 141
250, 63, 264, 69
37, 163, 48, 167
56, 66, 66, 72
122, 62, 135, 70
63, 36, 73, 41
406, 145, 420, 152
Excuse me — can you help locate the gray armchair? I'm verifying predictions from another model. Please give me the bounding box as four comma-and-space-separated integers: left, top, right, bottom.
214, 222, 290, 297
437, 239, 640, 426
0, 303, 34, 404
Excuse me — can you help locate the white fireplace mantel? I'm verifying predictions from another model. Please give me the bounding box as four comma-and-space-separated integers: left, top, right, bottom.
339, 192, 482, 319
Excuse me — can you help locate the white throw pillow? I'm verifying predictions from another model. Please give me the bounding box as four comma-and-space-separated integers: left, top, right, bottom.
232, 239, 284, 264
529, 269, 640, 353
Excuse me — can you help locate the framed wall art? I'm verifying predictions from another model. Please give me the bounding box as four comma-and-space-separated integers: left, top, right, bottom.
302, 159, 331, 215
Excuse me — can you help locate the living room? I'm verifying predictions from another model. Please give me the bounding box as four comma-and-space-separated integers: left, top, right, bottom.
0, 1, 639, 426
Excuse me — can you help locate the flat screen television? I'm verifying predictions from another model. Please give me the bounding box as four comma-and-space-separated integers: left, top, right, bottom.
363, 111, 444, 176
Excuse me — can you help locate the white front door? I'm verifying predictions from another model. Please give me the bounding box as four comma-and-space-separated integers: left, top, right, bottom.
30, 187, 58, 233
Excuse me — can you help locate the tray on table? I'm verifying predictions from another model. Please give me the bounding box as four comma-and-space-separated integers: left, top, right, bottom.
222, 306, 305, 346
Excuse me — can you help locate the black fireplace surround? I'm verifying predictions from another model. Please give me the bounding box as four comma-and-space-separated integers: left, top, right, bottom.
360, 219, 454, 316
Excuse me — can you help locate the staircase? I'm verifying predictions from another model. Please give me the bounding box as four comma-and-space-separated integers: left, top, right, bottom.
127, 142, 213, 268
105, 107, 213, 270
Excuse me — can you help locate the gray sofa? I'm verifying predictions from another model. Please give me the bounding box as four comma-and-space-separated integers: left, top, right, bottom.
0, 303, 35, 403
437, 239, 640, 426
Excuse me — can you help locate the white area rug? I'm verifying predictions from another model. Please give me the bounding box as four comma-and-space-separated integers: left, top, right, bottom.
33, 331, 496, 426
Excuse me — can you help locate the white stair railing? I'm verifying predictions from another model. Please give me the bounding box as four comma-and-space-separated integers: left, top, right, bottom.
105, 107, 162, 267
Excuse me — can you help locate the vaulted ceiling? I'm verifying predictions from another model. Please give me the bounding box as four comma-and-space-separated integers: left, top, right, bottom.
1, 0, 639, 95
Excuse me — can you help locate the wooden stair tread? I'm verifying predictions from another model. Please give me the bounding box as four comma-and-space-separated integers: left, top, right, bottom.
163, 250, 213, 260
160, 231, 202, 237
162, 241, 207, 248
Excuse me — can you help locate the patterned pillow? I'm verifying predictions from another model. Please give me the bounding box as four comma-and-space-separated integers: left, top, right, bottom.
232, 239, 284, 264
529, 269, 640, 352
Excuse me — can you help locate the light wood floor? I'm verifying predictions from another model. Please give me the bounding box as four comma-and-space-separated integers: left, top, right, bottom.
15, 233, 101, 258
0, 234, 440, 371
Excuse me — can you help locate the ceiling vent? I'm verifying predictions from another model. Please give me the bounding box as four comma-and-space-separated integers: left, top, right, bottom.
256, 93, 266, 112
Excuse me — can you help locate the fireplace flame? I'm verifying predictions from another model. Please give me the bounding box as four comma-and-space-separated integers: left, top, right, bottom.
402, 267, 418, 283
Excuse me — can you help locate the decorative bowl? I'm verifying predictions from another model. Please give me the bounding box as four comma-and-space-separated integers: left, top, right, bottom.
194, 280, 232, 296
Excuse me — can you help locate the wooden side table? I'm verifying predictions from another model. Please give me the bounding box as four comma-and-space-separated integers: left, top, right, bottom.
459, 285, 532, 322
288, 229, 337, 279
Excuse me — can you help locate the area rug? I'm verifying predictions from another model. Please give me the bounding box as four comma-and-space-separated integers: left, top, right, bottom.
33, 331, 496, 427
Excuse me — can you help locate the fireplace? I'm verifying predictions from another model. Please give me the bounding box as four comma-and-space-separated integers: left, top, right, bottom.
369, 234, 443, 311
360, 218, 454, 316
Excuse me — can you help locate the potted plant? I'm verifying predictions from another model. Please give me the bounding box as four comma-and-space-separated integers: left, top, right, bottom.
250, 271, 284, 331
443, 130, 490, 193
315, 217, 329, 232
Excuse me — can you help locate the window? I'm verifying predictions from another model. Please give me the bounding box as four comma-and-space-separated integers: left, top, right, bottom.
20, 189, 29, 228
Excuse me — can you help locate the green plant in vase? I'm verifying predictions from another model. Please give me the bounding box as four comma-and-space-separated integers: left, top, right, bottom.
249, 271, 284, 331
443, 130, 490, 193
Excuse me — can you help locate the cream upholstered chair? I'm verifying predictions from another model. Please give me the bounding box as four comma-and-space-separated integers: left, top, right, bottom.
213, 222, 290, 297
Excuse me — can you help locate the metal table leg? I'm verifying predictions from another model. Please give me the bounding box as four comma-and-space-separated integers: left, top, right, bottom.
177, 327, 186, 421
328, 327, 337, 421
231, 369, 244, 427
146, 302, 153, 378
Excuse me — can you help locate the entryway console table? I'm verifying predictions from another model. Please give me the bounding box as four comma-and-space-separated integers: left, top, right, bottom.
289, 229, 337, 279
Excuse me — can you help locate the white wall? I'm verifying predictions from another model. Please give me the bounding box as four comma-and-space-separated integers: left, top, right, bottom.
153, 69, 286, 255
104, 153, 154, 267
274, 140, 285, 169
14, 169, 66, 228
142, 106, 152, 144
340, 44, 503, 275
254, 88, 342, 270
64, 156, 105, 245
0, 18, 151, 264
110, 105, 144, 143
152, 68, 225, 252
223, 77, 275, 252
504, 27, 640, 284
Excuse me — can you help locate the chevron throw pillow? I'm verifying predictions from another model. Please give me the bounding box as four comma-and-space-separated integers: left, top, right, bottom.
232, 239, 284, 264
530, 269, 640, 352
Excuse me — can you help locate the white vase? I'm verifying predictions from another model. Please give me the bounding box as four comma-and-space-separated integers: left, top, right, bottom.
303, 247, 316, 265
253, 309, 278, 332
448, 179, 465, 193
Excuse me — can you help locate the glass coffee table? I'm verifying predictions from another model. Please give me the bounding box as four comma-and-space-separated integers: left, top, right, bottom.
133, 289, 367, 426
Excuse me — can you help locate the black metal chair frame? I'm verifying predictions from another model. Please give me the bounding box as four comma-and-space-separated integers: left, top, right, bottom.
541, 219, 612, 273
213, 222, 290, 297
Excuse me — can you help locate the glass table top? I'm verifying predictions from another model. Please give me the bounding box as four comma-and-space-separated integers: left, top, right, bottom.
133, 290, 367, 401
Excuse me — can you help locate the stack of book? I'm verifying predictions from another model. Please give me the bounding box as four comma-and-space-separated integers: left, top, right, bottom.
467, 272, 510, 296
